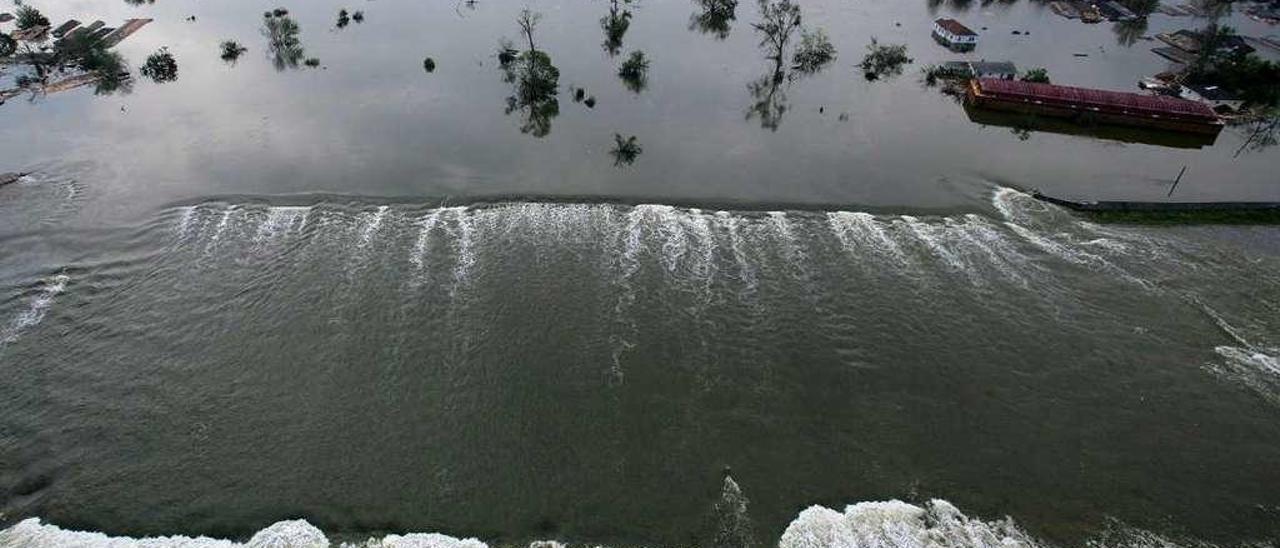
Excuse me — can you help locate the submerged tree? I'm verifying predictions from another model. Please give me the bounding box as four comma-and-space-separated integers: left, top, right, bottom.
1112, 16, 1148, 47
220, 40, 248, 63
499, 10, 560, 138
609, 134, 643, 166
601, 0, 634, 57
1235, 109, 1280, 156
140, 47, 178, 83
690, 0, 738, 39
1020, 67, 1050, 84
15, 5, 50, 31
746, 0, 801, 129
0, 34, 16, 58
859, 38, 912, 81
262, 10, 306, 71
617, 50, 649, 93
792, 28, 835, 74
746, 0, 834, 130
79, 43, 132, 95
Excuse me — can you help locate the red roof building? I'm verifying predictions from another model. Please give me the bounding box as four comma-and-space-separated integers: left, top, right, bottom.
933, 19, 979, 51
966, 78, 1223, 135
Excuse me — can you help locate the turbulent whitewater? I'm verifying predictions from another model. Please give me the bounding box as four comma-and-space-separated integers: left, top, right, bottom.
2, 189, 1279, 548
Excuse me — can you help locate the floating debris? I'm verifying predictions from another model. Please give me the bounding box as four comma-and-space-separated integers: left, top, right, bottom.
304, 57, 320, 68
423, 57, 436, 72
0, 172, 26, 186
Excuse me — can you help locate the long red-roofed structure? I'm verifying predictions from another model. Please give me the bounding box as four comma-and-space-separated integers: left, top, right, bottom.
966, 78, 1223, 135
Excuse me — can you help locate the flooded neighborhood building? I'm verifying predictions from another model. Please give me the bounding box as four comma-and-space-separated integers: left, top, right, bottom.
965, 78, 1224, 136
932, 18, 978, 51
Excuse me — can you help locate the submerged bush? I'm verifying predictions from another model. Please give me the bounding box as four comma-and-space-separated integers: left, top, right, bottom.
140, 47, 178, 83
617, 50, 649, 93
859, 38, 912, 81
1021, 67, 1050, 84
220, 40, 247, 62
610, 134, 642, 166
793, 28, 836, 74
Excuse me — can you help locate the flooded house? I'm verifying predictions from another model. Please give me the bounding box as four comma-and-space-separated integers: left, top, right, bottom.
933, 18, 978, 51
940, 61, 1017, 80
1180, 84, 1245, 113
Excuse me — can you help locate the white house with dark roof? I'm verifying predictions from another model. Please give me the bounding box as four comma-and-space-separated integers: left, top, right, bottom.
933, 18, 978, 51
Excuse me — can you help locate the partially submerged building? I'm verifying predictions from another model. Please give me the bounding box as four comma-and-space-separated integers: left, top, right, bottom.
933, 19, 978, 51
965, 78, 1223, 136
1180, 84, 1245, 113
940, 61, 1017, 80
1098, 1, 1138, 21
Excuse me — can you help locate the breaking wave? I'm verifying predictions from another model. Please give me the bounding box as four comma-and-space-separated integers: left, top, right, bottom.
781, 499, 1039, 548
3, 499, 1238, 548
1197, 301, 1280, 404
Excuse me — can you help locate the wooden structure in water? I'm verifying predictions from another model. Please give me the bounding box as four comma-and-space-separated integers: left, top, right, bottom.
966, 78, 1224, 136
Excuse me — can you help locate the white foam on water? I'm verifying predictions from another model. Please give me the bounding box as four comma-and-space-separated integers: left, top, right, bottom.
826, 212, 906, 265
0, 504, 1241, 548
255, 207, 309, 247
715, 211, 758, 295
1198, 302, 1280, 404
947, 216, 1028, 286
0, 518, 325, 548
902, 216, 971, 278
1003, 222, 1153, 290
681, 209, 717, 294
606, 206, 650, 386
204, 207, 236, 254
450, 208, 476, 296
175, 206, 197, 238
411, 209, 447, 274
1214, 346, 1280, 376
355, 533, 489, 548
358, 206, 391, 249
637, 205, 684, 276
0, 518, 578, 548
1, 274, 70, 346
780, 499, 1041, 548
991, 187, 1033, 224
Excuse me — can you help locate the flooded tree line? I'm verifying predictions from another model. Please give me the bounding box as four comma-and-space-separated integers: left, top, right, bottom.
2, 0, 1273, 153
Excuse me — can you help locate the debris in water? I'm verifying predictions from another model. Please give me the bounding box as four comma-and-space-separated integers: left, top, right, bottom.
352, 11, 364, 23
423, 57, 436, 72
1, 172, 27, 187
304, 57, 320, 68
584, 96, 596, 108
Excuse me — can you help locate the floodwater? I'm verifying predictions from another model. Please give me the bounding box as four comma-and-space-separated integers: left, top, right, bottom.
1, 1, 1278, 547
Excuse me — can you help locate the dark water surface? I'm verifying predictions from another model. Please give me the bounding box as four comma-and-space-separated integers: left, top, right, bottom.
1, 1, 1279, 547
